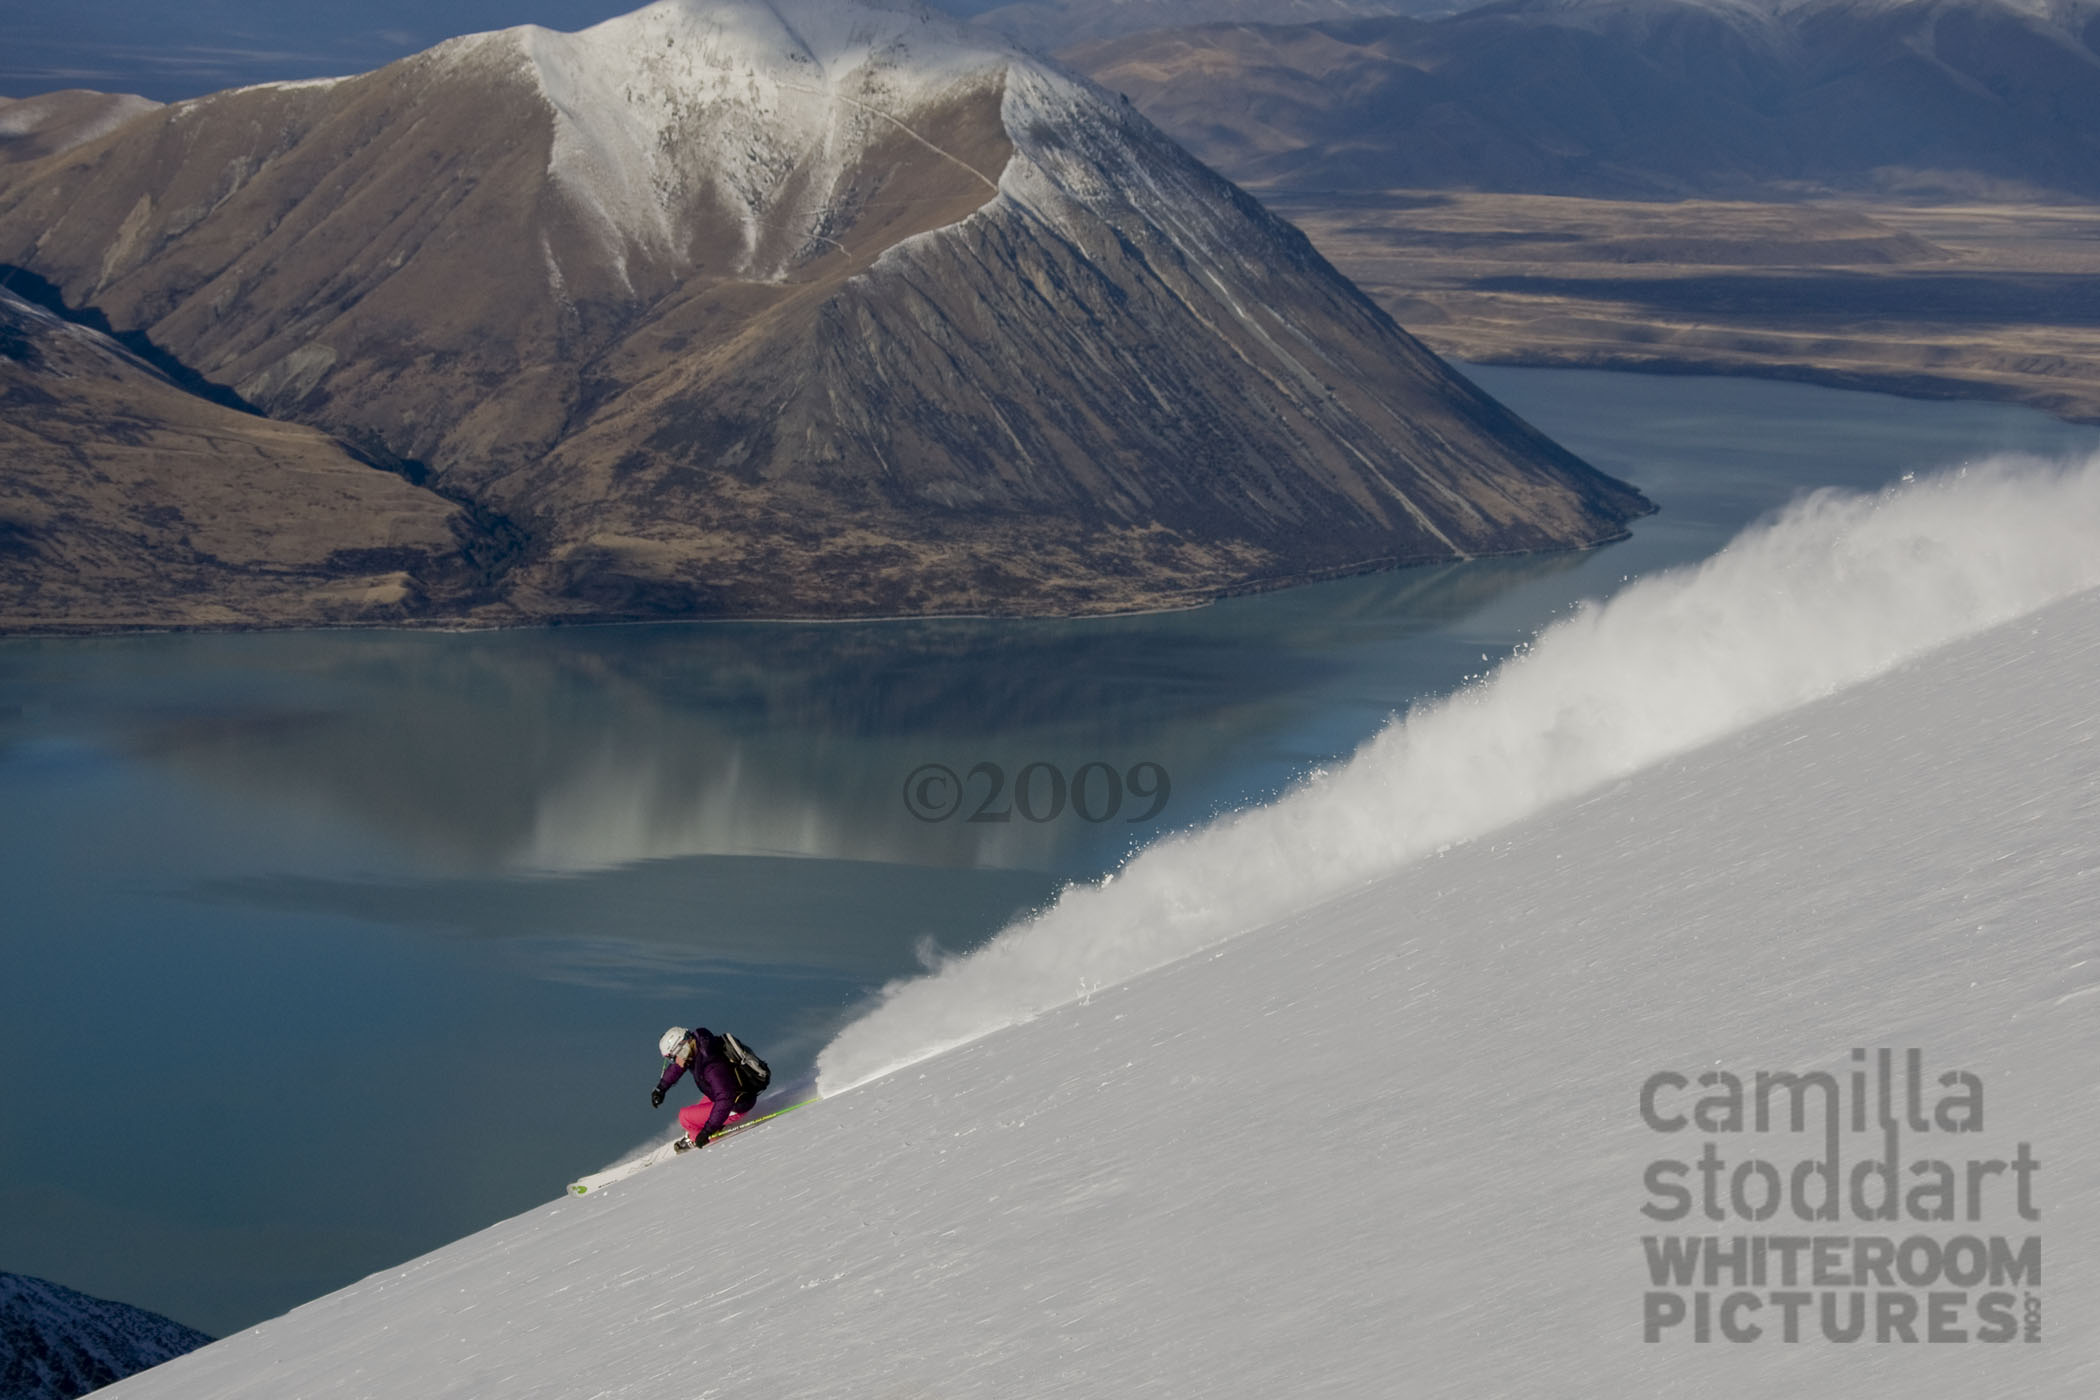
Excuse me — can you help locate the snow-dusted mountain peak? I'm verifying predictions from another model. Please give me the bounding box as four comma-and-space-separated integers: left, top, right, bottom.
518, 0, 1020, 112
428, 0, 1033, 273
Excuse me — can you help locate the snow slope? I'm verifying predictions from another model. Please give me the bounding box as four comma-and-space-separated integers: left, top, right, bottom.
102, 458, 2100, 1396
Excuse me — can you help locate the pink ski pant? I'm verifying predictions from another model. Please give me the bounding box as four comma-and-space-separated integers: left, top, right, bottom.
678, 1099, 744, 1140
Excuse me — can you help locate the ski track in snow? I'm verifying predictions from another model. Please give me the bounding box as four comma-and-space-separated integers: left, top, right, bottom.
99, 454, 2100, 1398
818, 451, 2100, 1093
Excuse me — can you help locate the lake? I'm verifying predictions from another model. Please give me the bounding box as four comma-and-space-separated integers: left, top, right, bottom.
3, 365, 2095, 1335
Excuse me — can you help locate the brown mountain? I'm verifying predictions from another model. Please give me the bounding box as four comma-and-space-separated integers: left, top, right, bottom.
0, 286, 486, 632
0, 0, 1650, 630
0, 91, 161, 167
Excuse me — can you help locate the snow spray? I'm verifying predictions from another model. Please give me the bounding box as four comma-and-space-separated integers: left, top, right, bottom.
818, 452, 2100, 1095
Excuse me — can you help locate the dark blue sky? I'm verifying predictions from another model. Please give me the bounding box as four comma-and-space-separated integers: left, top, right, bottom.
1, 0, 998, 102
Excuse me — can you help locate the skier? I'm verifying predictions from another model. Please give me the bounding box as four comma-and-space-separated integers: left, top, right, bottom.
651, 1026, 758, 1150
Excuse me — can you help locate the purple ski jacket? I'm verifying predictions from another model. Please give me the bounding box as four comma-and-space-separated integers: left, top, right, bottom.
656, 1027, 748, 1144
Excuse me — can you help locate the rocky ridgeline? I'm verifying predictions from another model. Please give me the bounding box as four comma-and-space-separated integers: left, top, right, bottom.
0, 1273, 211, 1400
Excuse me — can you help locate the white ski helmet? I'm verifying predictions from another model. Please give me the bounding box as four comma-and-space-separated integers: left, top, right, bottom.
659, 1026, 690, 1058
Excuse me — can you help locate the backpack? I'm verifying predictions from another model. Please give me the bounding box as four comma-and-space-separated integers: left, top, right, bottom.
720, 1031, 771, 1097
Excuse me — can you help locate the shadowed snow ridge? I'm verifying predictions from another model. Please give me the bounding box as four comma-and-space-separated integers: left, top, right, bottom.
0, 1274, 209, 1400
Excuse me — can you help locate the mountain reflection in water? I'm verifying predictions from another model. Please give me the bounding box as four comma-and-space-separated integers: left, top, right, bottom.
102, 551, 1584, 880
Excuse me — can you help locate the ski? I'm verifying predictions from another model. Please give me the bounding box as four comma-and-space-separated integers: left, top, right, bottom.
567, 1096, 820, 1196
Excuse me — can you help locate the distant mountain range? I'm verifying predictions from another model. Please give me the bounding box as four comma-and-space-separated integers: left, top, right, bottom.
0, 0, 1648, 631
1067, 0, 2100, 198
0, 1272, 210, 1400
963, 0, 1456, 50
0, 2, 1458, 102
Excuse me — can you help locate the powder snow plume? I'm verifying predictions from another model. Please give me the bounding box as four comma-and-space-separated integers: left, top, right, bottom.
815, 453, 2100, 1093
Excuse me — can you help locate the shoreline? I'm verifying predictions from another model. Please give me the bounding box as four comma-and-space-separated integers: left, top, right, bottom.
22, 342, 2100, 642
0, 532, 1636, 641
20, 335, 2100, 642
1449, 352, 2100, 429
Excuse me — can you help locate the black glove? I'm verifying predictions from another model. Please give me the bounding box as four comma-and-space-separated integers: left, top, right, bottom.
650, 1087, 665, 1108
